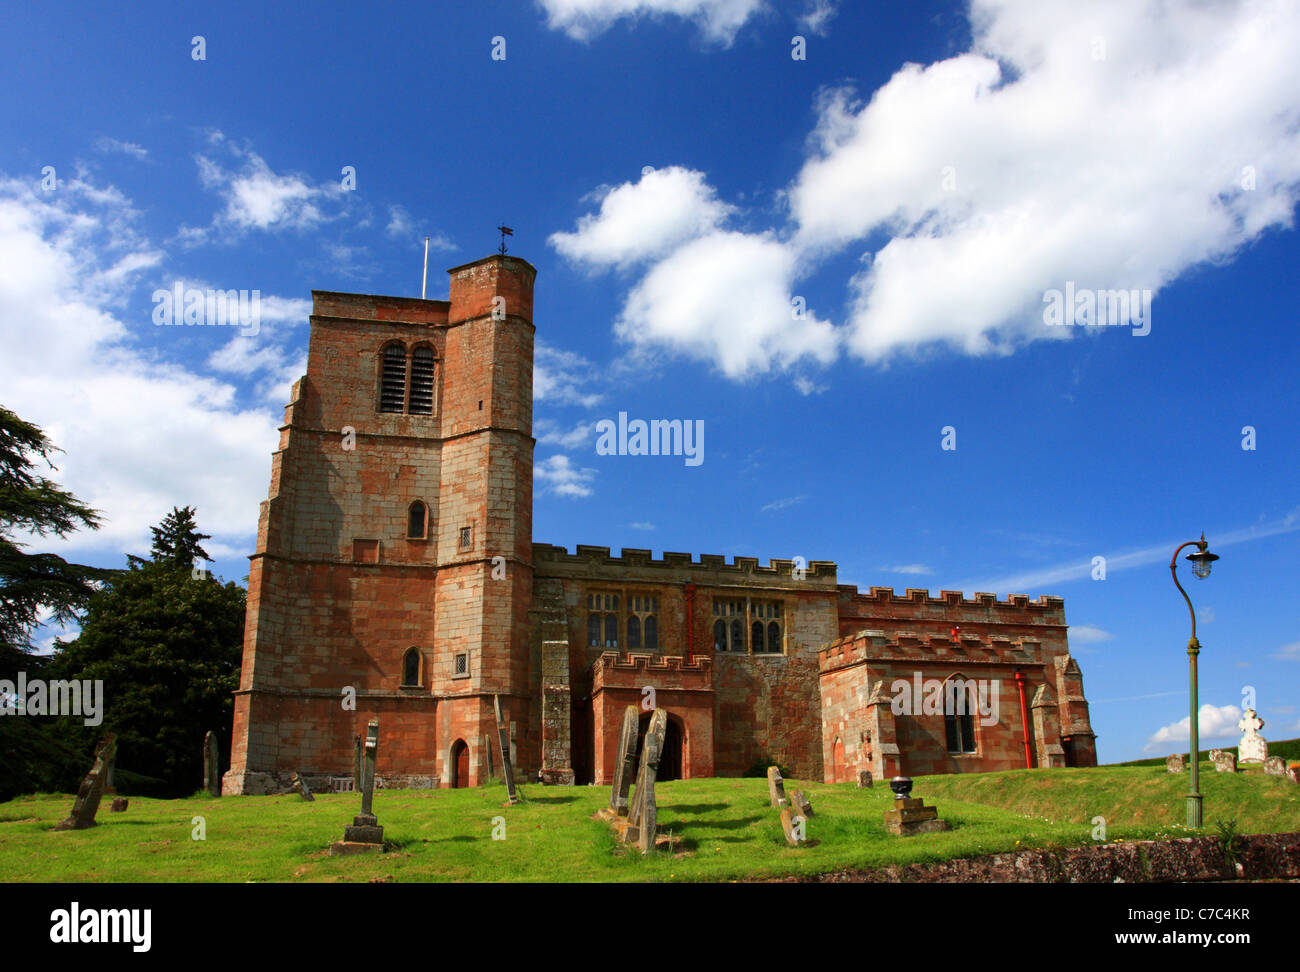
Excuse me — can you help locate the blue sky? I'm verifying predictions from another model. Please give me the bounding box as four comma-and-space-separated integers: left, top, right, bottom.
2, 0, 1297, 762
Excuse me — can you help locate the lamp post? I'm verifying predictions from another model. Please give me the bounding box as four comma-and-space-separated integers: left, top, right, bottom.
1170, 532, 1219, 828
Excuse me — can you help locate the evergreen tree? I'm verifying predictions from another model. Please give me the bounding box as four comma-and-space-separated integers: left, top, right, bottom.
127, 505, 211, 571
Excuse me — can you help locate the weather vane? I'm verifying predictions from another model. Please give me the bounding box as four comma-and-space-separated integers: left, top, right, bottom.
497, 224, 513, 255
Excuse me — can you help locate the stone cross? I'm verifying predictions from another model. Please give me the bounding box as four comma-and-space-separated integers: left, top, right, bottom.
54, 734, 117, 831
342, 719, 383, 844
203, 730, 221, 797
767, 766, 788, 807
627, 708, 667, 854
1237, 708, 1267, 763
494, 695, 520, 805
1166, 753, 1185, 774
609, 704, 640, 817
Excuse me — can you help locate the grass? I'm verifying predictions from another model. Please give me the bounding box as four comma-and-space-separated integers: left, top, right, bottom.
3, 763, 1296, 882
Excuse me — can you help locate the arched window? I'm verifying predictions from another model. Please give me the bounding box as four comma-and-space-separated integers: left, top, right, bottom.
944, 676, 977, 754
408, 345, 435, 414
730, 620, 742, 654
627, 615, 641, 650
751, 621, 764, 653
645, 615, 658, 651
401, 647, 421, 687
407, 501, 427, 539
713, 619, 726, 652
604, 614, 619, 648
588, 613, 601, 648
380, 344, 407, 412
767, 621, 780, 654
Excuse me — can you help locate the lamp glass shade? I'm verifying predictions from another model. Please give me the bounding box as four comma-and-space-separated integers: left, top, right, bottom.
1187, 549, 1218, 579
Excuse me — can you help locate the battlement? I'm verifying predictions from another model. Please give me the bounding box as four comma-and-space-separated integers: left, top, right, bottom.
311, 290, 450, 325
533, 543, 837, 582
818, 627, 1047, 674
591, 651, 714, 693
838, 585, 1064, 612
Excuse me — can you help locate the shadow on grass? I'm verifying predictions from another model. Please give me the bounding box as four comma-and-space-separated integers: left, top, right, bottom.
664, 802, 729, 814
525, 794, 580, 805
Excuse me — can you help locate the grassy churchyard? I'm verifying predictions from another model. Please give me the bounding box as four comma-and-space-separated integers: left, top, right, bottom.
2, 761, 1297, 883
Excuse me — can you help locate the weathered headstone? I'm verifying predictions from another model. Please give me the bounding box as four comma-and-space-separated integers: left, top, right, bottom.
609, 704, 640, 817
1237, 709, 1267, 763
1166, 753, 1186, 774
203, 730, 221, 797
780, 807, 806, 846
1211, 750, 1236, 773
1263, 755, 1287, 777
1288, 764, 1300, 785
767, 766, 788, 808
790, 788, 814, 817
291, 772, 315, 801
494, 695, 520, 805
330, 719, 383, 854
54, 734, 117, 831
110, 797, 128, 813
857, 769, 873, 789
626, 708, 667, 854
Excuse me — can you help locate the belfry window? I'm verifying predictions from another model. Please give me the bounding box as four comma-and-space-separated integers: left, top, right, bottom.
407, 501, 428, 540
380, 344, 407, 412
587, 592, 619, 648
401, 648, 421, 687
408, 346, 435, 414
944, 678, 978, 754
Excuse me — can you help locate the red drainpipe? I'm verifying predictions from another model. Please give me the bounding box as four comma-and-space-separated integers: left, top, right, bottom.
1015, 670, 1033, 769
683, 583, 696, 660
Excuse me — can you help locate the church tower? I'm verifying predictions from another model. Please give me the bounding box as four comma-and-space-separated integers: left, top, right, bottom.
224, 254, 537, 794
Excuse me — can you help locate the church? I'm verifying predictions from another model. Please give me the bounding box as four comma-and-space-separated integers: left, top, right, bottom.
223, 253, 1097, 795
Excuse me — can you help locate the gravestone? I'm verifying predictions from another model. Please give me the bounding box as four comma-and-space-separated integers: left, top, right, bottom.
291, 772, 315, 801
1166, 753, 1185, 774
353, 735, 362, 790
203, 730, 220, 797
494, 695, 520, 805
767, 766, 788, 808
1237, 709, 1267, 763
54, 734, 117, 831
110, 798, 128, 813
790, 789, 814, 817
609, 705, 640, 817
780, 807, 806, 846
857, 770, 872, 789
626, 708, 668, 854
1212, 750, 1236, 773
1263, 756, 1286, 777
330, 719, 383, 854
1288, 765, 1299, 785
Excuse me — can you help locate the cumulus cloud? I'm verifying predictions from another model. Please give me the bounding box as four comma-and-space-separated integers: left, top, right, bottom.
553, 0, 1300, 376
535, 454, 597, 498
1144, 704, 1242, 752
535, 418, 598, 449
549, 166, 733, 269
0, 174, 280, 558
797, 0, 837, 35
534, 343, 604, 407
1069, 625, 1114, 645
537, 0, 765, 44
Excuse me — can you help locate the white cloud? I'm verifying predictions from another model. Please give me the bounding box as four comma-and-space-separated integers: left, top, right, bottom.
789, 0, 1300, 361
536, 419, 598, 449
534, 343, 604, 407
1272, 642, 1300, 661
537, 0, 765, 44
1070, 625, 1114, 645
0, 175, 280, 558
1145, 703, 1242, 752
885, 564, 932, 576
617, 230, 838, 378
535, 454, 597, 498
797, 0, 837, 35
94, 137, 148, 161
628, 521, 656, 530
549, 166, 733, 269
761, 495, 808, 512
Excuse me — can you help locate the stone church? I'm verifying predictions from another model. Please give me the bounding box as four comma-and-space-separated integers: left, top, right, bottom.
223, 253, 1097, 795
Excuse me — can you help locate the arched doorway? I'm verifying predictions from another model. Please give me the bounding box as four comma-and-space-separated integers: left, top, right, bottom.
635, 713, 684, 781
832, 737, 844, 782
449, 739, 470, 788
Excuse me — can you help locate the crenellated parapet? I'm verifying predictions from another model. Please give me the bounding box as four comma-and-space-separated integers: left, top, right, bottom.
534, 543, 838, 585
838, 584, 1065, 616
592, 651, 714, 694
818, 627, 1049, 675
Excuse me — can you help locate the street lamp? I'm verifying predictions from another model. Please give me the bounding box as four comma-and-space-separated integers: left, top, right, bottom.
1171, 531, 1218, 828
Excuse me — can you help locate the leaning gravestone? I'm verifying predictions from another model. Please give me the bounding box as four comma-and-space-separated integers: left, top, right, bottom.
1166, 753, 1186, 774
790, 789, 814, 817
857, 770, 873, 789
780, 806, 806, 846
291, 772, 315, 801
1263, 756, 1287, 777
330, 719, 383, 855
767, 766, 788, 807
203, 731, 221, 797
493, 695, 520, 805
1237, 709, 1268, 764
609, 704, 640, 817
54, 734, 118, 831
626, 708, 668, 854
